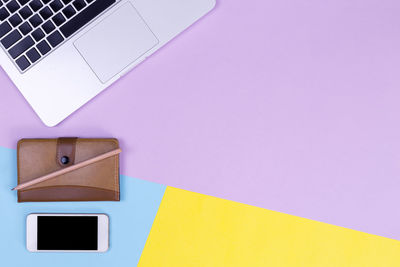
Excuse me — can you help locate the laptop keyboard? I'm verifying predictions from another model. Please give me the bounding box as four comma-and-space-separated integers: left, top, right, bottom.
0, 0, 116, 72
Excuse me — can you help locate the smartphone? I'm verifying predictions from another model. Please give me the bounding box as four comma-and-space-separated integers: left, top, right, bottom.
26, 213, 109, 252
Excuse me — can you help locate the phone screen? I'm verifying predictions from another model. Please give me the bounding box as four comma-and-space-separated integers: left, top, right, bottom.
37, 216, 98, 250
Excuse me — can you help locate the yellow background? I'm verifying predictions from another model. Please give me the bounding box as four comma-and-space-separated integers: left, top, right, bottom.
139, 187, 400, 267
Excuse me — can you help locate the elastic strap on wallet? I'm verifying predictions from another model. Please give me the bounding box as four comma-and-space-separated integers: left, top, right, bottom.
56, 137, 78, 167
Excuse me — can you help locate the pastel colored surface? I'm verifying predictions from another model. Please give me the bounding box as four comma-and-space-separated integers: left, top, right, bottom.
0, 147, 166, 266
1, 0, 400, 239
3, 145, 400, 266
139, 187, 400, 267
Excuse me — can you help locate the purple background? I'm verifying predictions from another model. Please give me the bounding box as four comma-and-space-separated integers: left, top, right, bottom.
1, 0, 400, 239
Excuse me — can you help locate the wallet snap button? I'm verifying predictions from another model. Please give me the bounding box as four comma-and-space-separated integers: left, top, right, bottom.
60, 156, 70, 165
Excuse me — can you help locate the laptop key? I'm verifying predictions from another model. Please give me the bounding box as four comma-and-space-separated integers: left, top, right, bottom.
42, 20, 55, 34
72, 0, 85, 11
49, 0, 63, 12
60, 0, 115, 38
1, 29, 21, 48
46, 30, 63, 47
52, 12, 65, 26
6, 0, 19, 13
9, 13, 22, 26
19, 6, 33, 20
36, 39, 50, 55
15, 55, 30, 70
31, 27, 44, 41
0, 7, 10, 20
29, 14, 42, 27
0, 21, 11, 38
8, 35, 34, 58
39, 6, 53, 20
19, 21, 32, 35
29, 0, 43, 12
26, 47, 41, 63
61, 5, 75, 18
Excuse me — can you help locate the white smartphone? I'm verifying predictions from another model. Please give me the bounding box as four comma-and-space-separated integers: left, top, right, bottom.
26, 213, 109, 253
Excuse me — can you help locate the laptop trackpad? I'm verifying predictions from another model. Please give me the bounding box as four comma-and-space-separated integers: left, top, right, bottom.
74, 3, 159, 83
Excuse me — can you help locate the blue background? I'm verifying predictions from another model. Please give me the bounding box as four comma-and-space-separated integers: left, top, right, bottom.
0, 147, 166, 266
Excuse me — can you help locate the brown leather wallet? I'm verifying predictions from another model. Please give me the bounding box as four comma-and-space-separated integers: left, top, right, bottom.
17, 138, 120, 202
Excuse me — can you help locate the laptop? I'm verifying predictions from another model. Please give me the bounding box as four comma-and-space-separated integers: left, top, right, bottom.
0, 0, 216, 126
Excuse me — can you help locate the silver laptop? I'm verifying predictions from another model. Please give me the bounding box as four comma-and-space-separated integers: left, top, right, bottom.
0, 0, 215, 126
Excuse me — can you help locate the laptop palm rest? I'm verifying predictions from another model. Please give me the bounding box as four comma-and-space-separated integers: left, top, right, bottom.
74, 2, 159, 83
